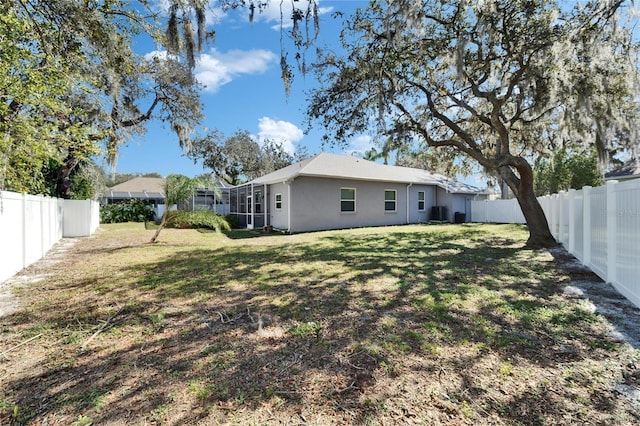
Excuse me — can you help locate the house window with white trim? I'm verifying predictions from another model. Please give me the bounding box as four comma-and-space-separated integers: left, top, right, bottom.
418, 191, 425, 211
385, 190, 397, 212
340, 188, 356, 213
275, 193, 282, 210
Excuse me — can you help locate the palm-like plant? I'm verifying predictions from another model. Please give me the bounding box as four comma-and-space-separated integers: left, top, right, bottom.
150, 174, 202, 243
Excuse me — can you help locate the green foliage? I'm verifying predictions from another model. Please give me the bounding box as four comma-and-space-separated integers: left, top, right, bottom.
166, 211, 231, 232
164, 174, 201, 206
0, 3, 102, 195
1, 0, 203, 196
223, 214, 241, 229
288, 321, 323, 338
100, 200, 156, 224
534, 149, 603, 196
69, 161, 107, 200
151, 174, 204, 243
187, 130, 295, 185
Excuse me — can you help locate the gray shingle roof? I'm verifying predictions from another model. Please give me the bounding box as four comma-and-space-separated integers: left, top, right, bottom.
245, 153, 488, 195
605, 158, 640, 180
105, 177, 166, 200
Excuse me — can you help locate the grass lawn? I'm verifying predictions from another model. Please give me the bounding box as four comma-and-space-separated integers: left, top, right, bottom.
0, 223, 638, 425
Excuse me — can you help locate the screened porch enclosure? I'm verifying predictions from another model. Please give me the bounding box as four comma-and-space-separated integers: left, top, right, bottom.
229, 183, 270, 229
182, 187, 231, 215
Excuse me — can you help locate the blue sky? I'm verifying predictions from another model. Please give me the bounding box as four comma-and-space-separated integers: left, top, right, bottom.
111, 0, 487, 187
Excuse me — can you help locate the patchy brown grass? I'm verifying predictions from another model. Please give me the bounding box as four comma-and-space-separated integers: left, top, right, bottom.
0, 223, 638, 425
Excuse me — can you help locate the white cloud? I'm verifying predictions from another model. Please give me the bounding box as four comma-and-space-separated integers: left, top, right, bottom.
143, 48, 276, 93
253, 1, 333, 29
256, 117, 304, 154
345, 135, 375, 157
195, 49, 277, 93
144, 50, 171, 61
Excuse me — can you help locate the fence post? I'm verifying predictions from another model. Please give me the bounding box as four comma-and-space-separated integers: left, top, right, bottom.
559, 191, 566, 244
582, 186, 592, 267
484, 199, 489, 223
40, 195, 45, 258
21, 193, 27, 271
606, 180, 618, 284
568, 189, 576, 253
550, 194, 557, 239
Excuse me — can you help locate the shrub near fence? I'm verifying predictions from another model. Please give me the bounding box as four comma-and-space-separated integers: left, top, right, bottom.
471, 179, 640, 309
0, 190, 100, 284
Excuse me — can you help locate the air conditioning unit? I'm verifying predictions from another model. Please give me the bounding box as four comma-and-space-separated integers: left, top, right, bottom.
430, 206, 447, 222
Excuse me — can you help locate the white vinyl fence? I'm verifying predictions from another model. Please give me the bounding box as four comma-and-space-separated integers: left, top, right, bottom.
471, 198, 526, 224
471, 179, 640, 308
0, 190, 100, 284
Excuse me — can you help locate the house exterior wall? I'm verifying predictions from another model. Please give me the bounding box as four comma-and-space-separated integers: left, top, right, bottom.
434, 188, 480, 222
232, 177, 487, 231
287, 176, 410, 232
408, 185, 436, 223
435, 188, 454, 221
269, 182, 289, 230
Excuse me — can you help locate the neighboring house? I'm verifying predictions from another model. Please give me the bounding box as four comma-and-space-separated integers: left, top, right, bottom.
229, 153, 489, 232
605, 158, 640, 182
103, 177, 166, 218
104, 176, 232, 218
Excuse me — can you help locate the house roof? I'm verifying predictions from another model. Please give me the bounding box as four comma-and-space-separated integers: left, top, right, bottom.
605, 158, 640, 181
244, 152, 488, 195
105, 177, 166, 200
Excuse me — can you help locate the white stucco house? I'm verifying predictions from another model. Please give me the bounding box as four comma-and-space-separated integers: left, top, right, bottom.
229, 153, 489, 232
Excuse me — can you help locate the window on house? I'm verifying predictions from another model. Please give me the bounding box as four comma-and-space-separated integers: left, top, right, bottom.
255, 191, 262, 213
275, 193, 282, 210
340, 188, 356, 212
385, 190, 397, 212
418, 191, 425, 211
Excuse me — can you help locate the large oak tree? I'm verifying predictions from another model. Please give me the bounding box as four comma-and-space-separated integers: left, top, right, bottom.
188, 130, 295, 185
307, 0, 640, 248
2, 0, 319, 197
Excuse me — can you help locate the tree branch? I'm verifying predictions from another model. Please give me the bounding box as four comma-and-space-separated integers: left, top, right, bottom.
117, 95, 162, 128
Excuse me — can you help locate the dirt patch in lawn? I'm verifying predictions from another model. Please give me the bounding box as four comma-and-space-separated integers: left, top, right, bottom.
1, 223, 639, 425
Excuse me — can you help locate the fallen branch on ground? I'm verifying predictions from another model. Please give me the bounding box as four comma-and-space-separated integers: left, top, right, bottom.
81, 305, 124, 351
0, 333, 43, 359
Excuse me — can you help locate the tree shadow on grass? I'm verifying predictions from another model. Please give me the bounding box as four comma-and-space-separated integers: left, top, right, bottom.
1, 224, 635, 425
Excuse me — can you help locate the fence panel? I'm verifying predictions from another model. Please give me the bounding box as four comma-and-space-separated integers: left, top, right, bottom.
589, 185, 608, 279
571, 190, 585, 262
470, 200, 487, 223
558, 192, 571, 245
63, 199, 100, 237
0, 192, 27, 283
0, 190, 98, 284
614, 180, 640, 307
24, 195, 46, 266
470, 199, 525, 223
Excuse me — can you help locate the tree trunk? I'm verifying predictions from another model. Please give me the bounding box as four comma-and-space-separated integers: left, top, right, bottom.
150, 212, 168, 243
56, 154, 79, 199
499, 178, 510, 200
500, 162, 557, 249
